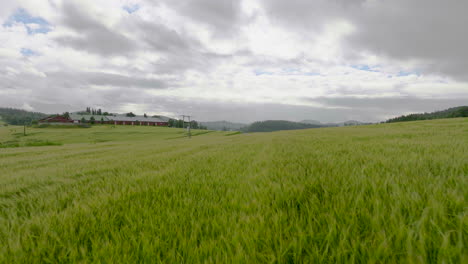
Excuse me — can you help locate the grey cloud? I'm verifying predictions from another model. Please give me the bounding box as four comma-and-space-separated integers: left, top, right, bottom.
0, 67, 173, 116
348, 0, 468, 80
53, 1, 243, 75
108, 96, 467, 123
308, 97, 468, 113
157, 0, 244, 37
56, 2, 135, 56
261, 0, 468, 80
136, 21, 195, 53
150, 51, 231, 74
54, 71, 172, 89
126, 17, 233, 74
262, 0, 363, 31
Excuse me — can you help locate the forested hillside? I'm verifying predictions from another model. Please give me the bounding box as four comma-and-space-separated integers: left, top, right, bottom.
199, 121, 247, 131
387, 106, 468, 123
242, 120, 322, 132
0, 108, 47, 125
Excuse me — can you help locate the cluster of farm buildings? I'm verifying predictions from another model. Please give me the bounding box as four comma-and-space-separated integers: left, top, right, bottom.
39, 113, 170, 126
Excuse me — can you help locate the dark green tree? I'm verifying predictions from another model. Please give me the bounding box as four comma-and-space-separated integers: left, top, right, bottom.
90, 116, 95, 124
168, 119, 175, 127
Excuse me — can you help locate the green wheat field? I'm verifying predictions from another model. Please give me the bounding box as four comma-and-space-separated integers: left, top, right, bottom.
0, 119, 467, 263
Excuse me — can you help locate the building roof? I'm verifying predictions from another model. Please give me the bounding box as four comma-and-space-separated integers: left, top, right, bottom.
110, 115, 167, 122
69, 114, 112, 121
69, 113, 168, 123
39, 115, 73, 122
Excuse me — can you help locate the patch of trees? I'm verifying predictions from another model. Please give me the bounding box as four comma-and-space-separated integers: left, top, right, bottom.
81, 107, 110, 115
242, 120, 322, 132
0, 107, 47, 125
126, 112, 136, 117
168, 119, 207, 129
386, 106, 468, 123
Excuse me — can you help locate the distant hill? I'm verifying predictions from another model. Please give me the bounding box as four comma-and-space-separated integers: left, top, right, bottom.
386, 106, 468, 123
242, 120, 322, 132
199, 121, 247, 131
301, 120, 322, 125
0, 108, 47, 125
301, 119, 370, 127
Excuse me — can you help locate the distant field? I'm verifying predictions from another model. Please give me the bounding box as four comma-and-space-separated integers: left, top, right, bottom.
0, 120, 467, 262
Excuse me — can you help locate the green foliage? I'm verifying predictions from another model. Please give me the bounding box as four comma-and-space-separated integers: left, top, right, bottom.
190, 120, 199, 129
243, 120, 322, 132
168, 119, 203, 129
168, 119, 187, 128
387, 106, 468, 123
0, 119, 466, 262
168, 118, 175, 127
126, 112, 136, 117
90, 116, 95, 124
35, 124, 91, 128
0, 107, 47, 125
85, 107, 105, 115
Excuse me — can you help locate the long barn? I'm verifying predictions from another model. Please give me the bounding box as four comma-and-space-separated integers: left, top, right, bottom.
40, 114, 169, 126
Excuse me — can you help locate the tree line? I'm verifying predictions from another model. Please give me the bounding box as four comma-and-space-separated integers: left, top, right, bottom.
0, 107, 47, 125
386, 106, 468, 123
168, 119, 207, 129
241, 120, 322, 132
79, 107, 111, 116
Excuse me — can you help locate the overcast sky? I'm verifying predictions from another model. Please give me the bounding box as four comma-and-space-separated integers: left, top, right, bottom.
1, 0, 467, 123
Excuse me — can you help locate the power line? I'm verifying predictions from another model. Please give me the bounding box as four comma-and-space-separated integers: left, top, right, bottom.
180, 115, 192, 138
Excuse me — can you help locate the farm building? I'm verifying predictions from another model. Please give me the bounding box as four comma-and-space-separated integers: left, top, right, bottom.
69, 114, 112, 124
40, 113, 169, 126
38, 115, 74, 124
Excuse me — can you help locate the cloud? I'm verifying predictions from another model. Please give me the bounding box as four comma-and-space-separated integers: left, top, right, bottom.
348, 0, 468, 81
21, 102, 34, 111
157, 0, 244, 37
3, 8, 51, 34
1, 0, 467, 123
55, 1, 135, 56
261, 0, 468, 81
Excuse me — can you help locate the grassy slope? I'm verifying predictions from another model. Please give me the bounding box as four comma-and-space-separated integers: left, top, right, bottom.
0, 120, 467, 263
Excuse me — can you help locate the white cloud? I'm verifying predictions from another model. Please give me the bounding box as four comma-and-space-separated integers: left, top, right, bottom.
21, 102, 34, 111
0, 0, 467, 122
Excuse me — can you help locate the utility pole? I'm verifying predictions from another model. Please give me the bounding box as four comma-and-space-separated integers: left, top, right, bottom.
24, 117, 33, 136
180, 115, 192, 138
